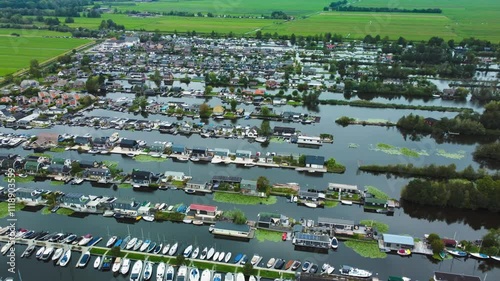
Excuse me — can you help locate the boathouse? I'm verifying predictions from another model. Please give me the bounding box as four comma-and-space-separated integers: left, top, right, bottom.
14, 188, 43, 205
131, 170, 153, 186
24, 160, 43, 173
47, 163, 71, 176
364, 197, 388, 209
212, 222, 251, 238
187, 204, 218, 221
74, 136, 92, 146
213, 148, 230, 157
304, 155, 325, 169
317, 217, 355, 231
92, 137, 109, 149
382, 234, 414, 250
0, 157, 23, 171
293, 233, 330, 250
433, 272, 480, 281
298, 190, 326, 201
59, 193, 91, 212
191, 147, 207, 156
327, 183, 359, 193
79, 160, 99, 168
257, 212, 291, 231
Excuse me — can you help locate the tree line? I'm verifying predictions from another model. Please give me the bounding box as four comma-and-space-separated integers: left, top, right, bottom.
324, 1, 442, 13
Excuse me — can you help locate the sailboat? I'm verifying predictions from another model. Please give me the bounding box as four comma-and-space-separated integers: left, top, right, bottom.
157, 262, 166, 281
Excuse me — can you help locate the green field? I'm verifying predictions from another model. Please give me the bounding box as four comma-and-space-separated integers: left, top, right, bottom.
0, 35, 92, 76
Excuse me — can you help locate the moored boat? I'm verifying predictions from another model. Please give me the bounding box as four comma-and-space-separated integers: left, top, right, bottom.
250, 254, 261, 266
249, 276, 256, 281
106, 236, 118, 247
153, 243, 163, 254
446, 249, 467, 257
201, 269, 211, 281
52, 248, 64, 261
183, 245, 193, 257
191, 246, 200, 259
177, 265, 187, 281
302, 260, 312, 272
274, 258, 285, 269
77, 251, 91, 268
469, 252, 490, 259
140, 240, 151, 252
213, 251, 220, 261
58, 249, 71, 267
21, 244, 36, 258
331, 237, 339, 249
285, 260, 294, 270
267, 257, 276, 268
35, 246, 45, 259
224, 252, 232, 263
341, 200, 353, 205
133, 240, 143, 251
147, 241, 157, 253
206, 247, 215, 260
189, 267, 200, 281
41, 246, 55, 260
213, 273, 222, 281
130, 260, 143, 281
291, 260, 301, 271
112, 257, 122, 273
304, 202, 317, 208
156, 262, 166, 281
162, 244, 171, 255
339, 265, 372, 278
169, 242, 178, 256
224, 273, 234, 281
143, 261, 153, 281
491, 256, 500, 262
200, 247, 208, 259
165, 265, 175, 281
233, 253, 243, 264
93, 256, 101, 269
235, 273, 245, 281
397, 249, 411, 256
126, 237, 138, 250
120, 258, 131, 275
78, 234, 93, 246
218, 252, 225, 262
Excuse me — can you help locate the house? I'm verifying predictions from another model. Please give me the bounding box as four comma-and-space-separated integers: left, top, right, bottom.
273, 126, 296, 136
131, 170, 153, 186
78, 160, 99, 169
36, 132, 59, 146
24, 160, 43, 173
14, 188, 43, 205
211, 176, 242, 189
381, 234, 415, 250
185, 180, 210, 192
257, 212, 291, 231
163, 171, 189, 182
119, 139, 138, 150
59, 193, 91, 212
92, 137, 109, 149
317, 217, 355, 231
112, 199, 140, 217
240, 179, 257, 192
235, 150, 252, 159
191, 147, 207, 156
187, 204, 218, 221
364, 197, 388, 209
74, 136, 91, 146
298, 190, 326, 201
0, 157, 23, 171
293, 232, 330, 250
433, 272, 480, 281
212, 105, 225, 116
47, 163, 70, 175
84, 167, 111, 181
297, 136, 322, 147
328, 183, 359, 194
211, 222, 251, 239
304, 155, 325, 169
441, 238, 458, 248
171, 144, 186, 155
213, 148, 230, 157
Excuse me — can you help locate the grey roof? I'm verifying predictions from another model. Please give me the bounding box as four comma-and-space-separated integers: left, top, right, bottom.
294, 233, 330, 243
214, 222, 250, 233
434, 272, 480, 281
305, 155, 325, 165
317, 217, 355, 226
382, 234, 414, 246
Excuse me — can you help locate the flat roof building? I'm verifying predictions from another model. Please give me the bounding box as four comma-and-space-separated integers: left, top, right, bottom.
382, 234, 415, 250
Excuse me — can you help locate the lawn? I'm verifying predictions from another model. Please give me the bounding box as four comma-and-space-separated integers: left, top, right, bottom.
344, 240, 387, 258
359, 219, 389, 233
0, 28, 72, 37
213, 192, 277, 205
255, 229, 283, 242
134, 154, 167, 162
56, 207, 75, 216
0, 35, 92, 76
0, 202, 24, 219
3, 175, 34, 183
365, 186, 390, 200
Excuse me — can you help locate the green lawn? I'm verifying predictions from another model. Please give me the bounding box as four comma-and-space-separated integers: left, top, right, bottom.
344, 240, 387, 258
0, 28, 72, 37
255, 229, 283, 242
213, 192, 277, 205
0, 35, 92, 76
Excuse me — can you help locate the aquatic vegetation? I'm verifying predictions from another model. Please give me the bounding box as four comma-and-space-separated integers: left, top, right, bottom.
133, 155, 168, 162
41, 207, 51, 215
51, 180, 65, 186
269, 137, 286, 143
255, 229, 283, 242
118, 183, 132, 188
348, 143, 359, 148
56, 207, 75, 216
0, 202, 24, 219
324, 200, 339, 208
344, 240, 387, 258
365, 186, 390, 200
372, 143, 429, 158
359, 220, 389, 233
436, 149, 466, 159
213, 192, 277, 205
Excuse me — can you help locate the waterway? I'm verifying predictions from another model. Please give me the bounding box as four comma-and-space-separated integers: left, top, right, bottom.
1, 92, 499, 281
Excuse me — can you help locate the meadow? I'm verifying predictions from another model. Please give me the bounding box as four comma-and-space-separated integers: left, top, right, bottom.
0, 35, 91, 76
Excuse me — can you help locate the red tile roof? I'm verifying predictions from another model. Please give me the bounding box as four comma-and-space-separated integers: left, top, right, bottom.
189, 204, 217, 213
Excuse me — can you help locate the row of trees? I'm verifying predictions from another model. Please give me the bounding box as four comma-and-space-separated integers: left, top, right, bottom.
401, 177, 500, 212
473, 142, 500, 169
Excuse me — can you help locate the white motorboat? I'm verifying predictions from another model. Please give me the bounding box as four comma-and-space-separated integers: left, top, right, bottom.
206, 247, 215, 260
491, 256, 500, 262
224, 252, 232, 263
130, 260, 143, 281
248, 276, 256, 281
167, 205, 174, 211
212, 251, 220, 261
250, 255, 261, 266
52, 248, 64, 261
58, 249, 71, 267
93, 256, 101, 269
200, 247, 208, 259
191, 246, 200, 259
339, 265, 372, 278
143, 215, 155, 222
162, 244, 171, 255
165, 265, 175, 281
183, 219, 192, 224
103, 210, 115, 217
109, 133, 120, 143
35, 246, 45, 259
235, 273, 245, 281
218, 252, 225, 262
255, 137, 267, 143
126, 237, 138, 250
143, 261, 153, 281
112, 257, 122, 272
77, 251, 91, 268
331, 237, 339, 249
177, 266, 188, 281
158, 203, 166, 210
1, 242, 14, 255
106, 236, 118, 248
21, 244, 36, 258
78, 234, 93, 246
267, 258, 276, 268
133, 239, 143, 251
224, 273, 234, 281
341, 200, 353, 205
470, 252, 490, 259
213, 273, 222, 281
140, 240, 151, 252
156, 262, 166, 281
201, 269, 211, 281
41, 246, 55, 260
168, 242, 178, 256
120, 258, 131, 275
189, 268, 200, 281
304, 202, 317, 208
183, 245, 193, 257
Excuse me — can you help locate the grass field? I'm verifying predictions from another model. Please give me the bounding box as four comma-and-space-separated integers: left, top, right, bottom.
0, 35, 91, 76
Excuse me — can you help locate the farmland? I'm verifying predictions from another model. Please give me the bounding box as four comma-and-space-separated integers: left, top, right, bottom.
0, 35, 92, 76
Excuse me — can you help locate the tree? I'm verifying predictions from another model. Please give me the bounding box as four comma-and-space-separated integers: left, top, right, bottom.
29, 59, 41, 78
230, 99, 238, 112
259, 120, 272, 136
204, 85, 213, 95
199, 103, 211, 118
431, 239, 445, 254
261, 106, 270, 116
174, 255, 186, 266
85, 75, 100, 94
150, 70, 162, 88
298, 155, 306, 167
109, 246, 121, 257
256, 176, 270, 193
70, 162, 82, 175
256, 30, 262, 40
242, 263, 255, 276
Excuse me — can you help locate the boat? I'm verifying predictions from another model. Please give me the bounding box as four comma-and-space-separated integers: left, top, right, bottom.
309, 264, 318, 274
284, 260, 294, 270
209, 225, 215, 232
213, 273, 222, 281
103, 210, 115, 217
218, 252, 225, 262
250, 254, 261, 266
193, 220, 204, 226
302, 260, 312, 272
183, 219, 193, 224
339, 265, 372, 278
167, 205, 174, 211
49, 232, 65, 242
114, 239, 123, 248
106, 236, 118, 247
244, 162, 255, 167
235, 273, 245, 281
239, 255, 248, 265
140, 240, 151, 252
52, 248, 64, 261
388, 276, 412, 281
177, 156, 189, 162
206, 247, 215, 260
158, 203, 166, 210
21, 244, 36, 258
233, 253, 243, 264
291, 260, 302, 271
469, 252, 490, 259
200, 247, 208, 259
59, 249, 71, 267
491, 256, 500, 262
120, 258, 131, 275
341, 200, 353, 205
166, 265, 175, 281
157, 262, 166, 281
143, 215, 155, 222
169, 242, 178, 256
224, 252, 232, 263
304, 202, 317, 208
213, 251, 220, 261
439, 251, 448, 259
397, 249, 411, 256
41, 246, 55, 260
255, 137, 267, 143
22, 230, 35, 239
130, 260, 143, 281
175, 265, 188, 281
112, 257, 122, 272
109, 132, 120, 143
267, 257, 276, 268
191, 246, 200, 259
331, 237, 339, 249
101, 256, 113, 271
133, 240, 143, 251
183, 245, 193, 257
143, 261, 153, 281
162, 244, 171, 255
147, 241, 157, 253
121, 236, 131, 249
326, 265, 335, 275
78, 234, 93, 246
189, 268, 200, 281
77, 251, 91, 268
154, 243, 163, 254
224, 273, 234, 281
282, 232, 287, 241
126, 237, 138, 250
274, 259, 285, 269
249, 276, 256, 281
201, 269, 211, 281
93, 256, 101, 269
35, 246, 45, 259
446, 249, 467, 257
